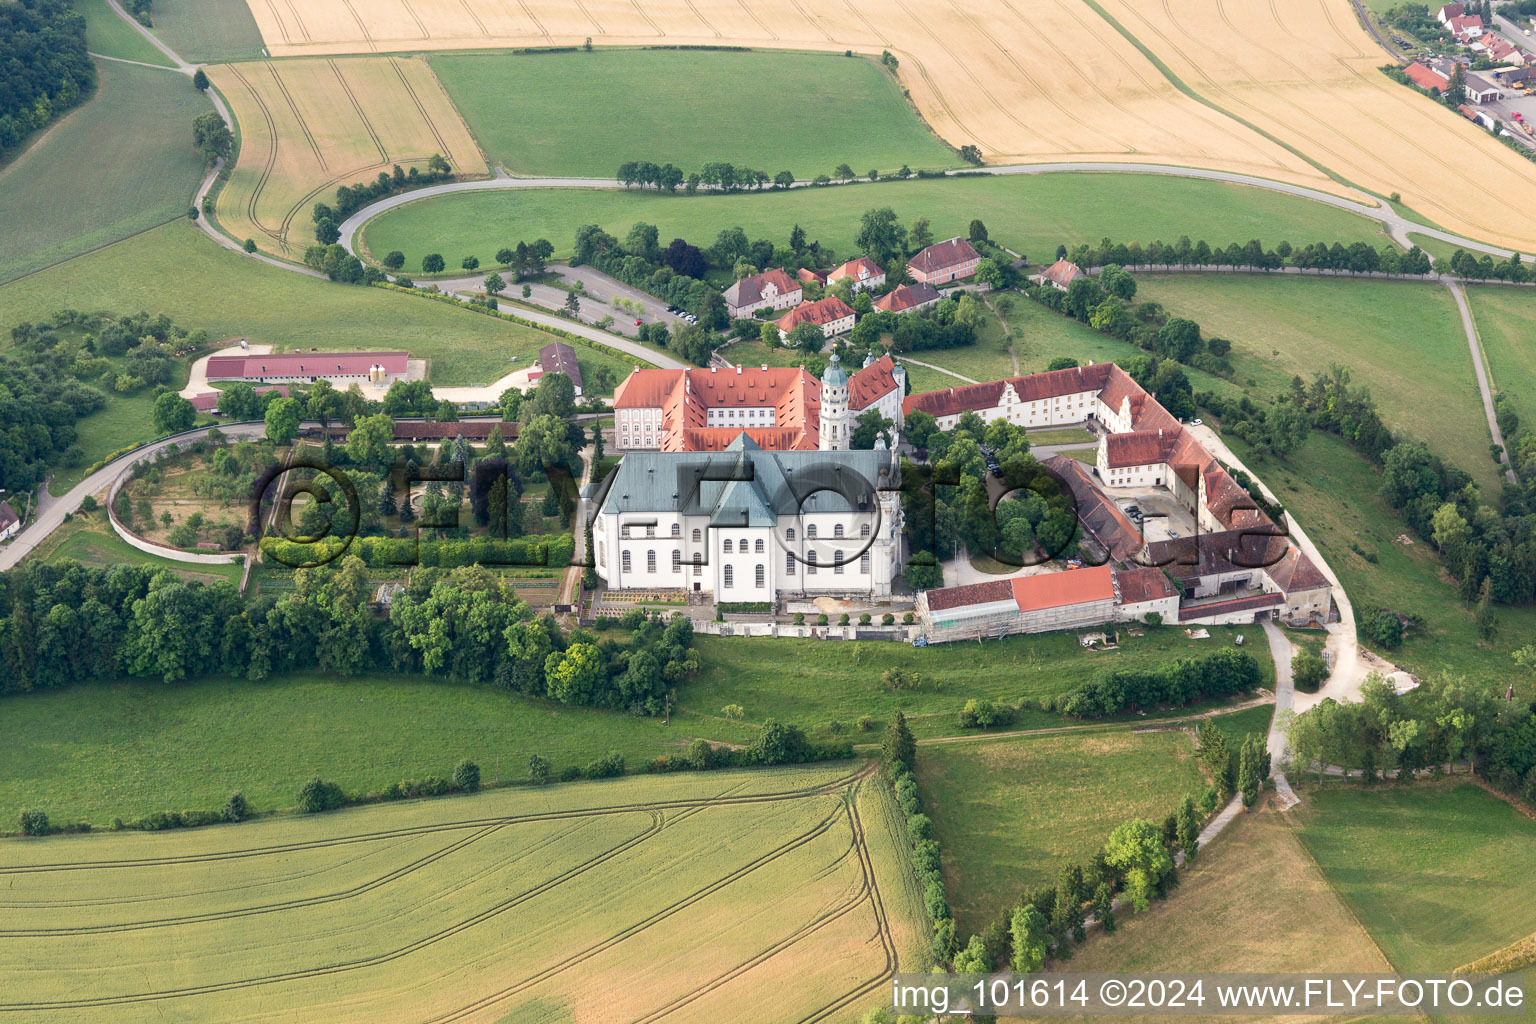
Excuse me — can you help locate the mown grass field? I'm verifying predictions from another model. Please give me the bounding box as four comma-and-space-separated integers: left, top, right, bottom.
431, 49, 955, 178
71, 0, 175, 66
1138, 275, 1495, 489
357, 172, 1395, 273
1232, 431, 1536, 687
1057, 805, 1394, 1003
683, 627, 1271, 741
1466, 285, 1536, 431
0, 764, 925, 1024
915, 728, 1205, 937
147, 0, 267, 62
0, 673, 763, 824
0, 222, 641, 386
1293, 784, 1536, 979
0, 60, 211, 285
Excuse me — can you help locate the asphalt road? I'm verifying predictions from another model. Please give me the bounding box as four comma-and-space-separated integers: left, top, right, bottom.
0, 423, 267, 573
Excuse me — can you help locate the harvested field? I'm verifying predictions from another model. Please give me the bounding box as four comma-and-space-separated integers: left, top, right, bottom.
1090, 0, 1536, 250
233, 0, 1536, 250
207, 56, 487, 258
231, 0, 1326, 189
0, 764, 927, 1024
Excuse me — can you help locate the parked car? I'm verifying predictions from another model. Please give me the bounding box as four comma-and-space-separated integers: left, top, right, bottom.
1190, 418, 1203, 426
634, 319, 644, 326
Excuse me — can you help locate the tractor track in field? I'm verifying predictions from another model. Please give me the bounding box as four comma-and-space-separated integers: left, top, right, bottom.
329, 60, 388, 164
389, 58, 456, 165
224, 63, 285, 247
798, 787, 900, 1023
418, 805, 848, 1023
0, 764, 871, 875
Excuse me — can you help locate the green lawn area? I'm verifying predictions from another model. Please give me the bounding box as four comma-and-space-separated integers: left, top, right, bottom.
430, 49, 955, 179
0, 222, 648, 386
22, 511, 243, 584
682, 626, 1271, 741
0, 59, 211, 285
1202, 702, 1273, 749
146, 0, 267, 62
0, 673, 761, 825
1138, 275, 1495, 489
1293, 784, 1536, 978
1232, 430, 1536, 687
916, 728, 1206, 936
71, 0, 175, 65
1466, 285, 1536, 430
998, 294, 1244, 402
358, 172, 1395, 274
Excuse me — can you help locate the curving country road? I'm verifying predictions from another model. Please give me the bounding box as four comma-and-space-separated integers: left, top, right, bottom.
0, 423, 268, 573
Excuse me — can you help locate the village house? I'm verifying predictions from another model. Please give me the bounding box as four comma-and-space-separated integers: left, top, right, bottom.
1436, 2, 1464, 24
796, 267, 828, 287
1405, 61, 1450, 91
611, 354, 904, 452
826, 256, 886, 293
776, 296, 856, 342
1447, 13, 1485, 39
1034, 258, 1087, 291
907, 237, 981, 285
202, 351, 409, 388
531, 341, 583, 397
190, 384, 291, 414
722, 268, 801, 319
916, 564, 1186, 643
589, 435, 904, 601
873, 282, 941, 313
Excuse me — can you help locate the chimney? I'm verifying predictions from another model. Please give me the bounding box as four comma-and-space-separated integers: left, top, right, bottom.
736, 366, 742, 374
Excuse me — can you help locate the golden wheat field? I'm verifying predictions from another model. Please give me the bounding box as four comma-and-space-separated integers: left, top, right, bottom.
233, 0, 1536, 249
0, 764, 926, 1024
207, 56, 486, 257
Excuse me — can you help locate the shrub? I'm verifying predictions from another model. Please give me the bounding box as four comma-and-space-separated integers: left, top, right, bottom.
585, 750, 626, 778
1291, 645, 1328, 693
839, 613, 850, 625
858, 613, 871, 625
223, 791, 250, 822
559, 765, 582, 782
907, 813, 934, 843
856, 714, 876, 732
453, 759, 481, 792
527, 753, 551, 784
18, 810, 49, 836
298, 776, 347, 813
817, 613, 829, 626
721, 703, 745, 721
903, 612, 915, 625
793, 612, 805, 625
882, 613, 895, 625
957, 697, 1012, 729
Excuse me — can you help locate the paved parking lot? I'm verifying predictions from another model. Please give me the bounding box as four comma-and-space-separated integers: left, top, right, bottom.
1099, 484, 1196, 546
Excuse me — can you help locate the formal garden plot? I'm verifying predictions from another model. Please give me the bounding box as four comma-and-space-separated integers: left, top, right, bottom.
0, 764, 925, 1024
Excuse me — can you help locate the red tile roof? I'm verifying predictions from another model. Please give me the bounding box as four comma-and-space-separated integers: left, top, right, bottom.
873, 282, 940, 312
848, 355, 902, 411
1103, 429, 1180, 468
909, 237, 980, 275
777, 296, 855, 332
828, 256, 884, 284
1043, 454, 1144, 563
0, 499, 18, 533
924, 578, 1015, 612
613, 368, 686, 409
902, 380, 1007, 419
1038, 258, 1085, 288
1438, 3, 1464, 18
1405, 62, 1449, 90
204, 351, 407, 379
1011, 564, 1115, 612
722, 268, 799, 309
1114, 566, 1178, 605
797, 267, 827, 285
614, 366, 822, 450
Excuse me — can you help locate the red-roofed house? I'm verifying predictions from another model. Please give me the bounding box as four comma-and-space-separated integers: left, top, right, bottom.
873, 282, 941, 313
776, 296, 856, 342
827, 256, 886, 293
1405, 61, 1450, 91
722, 268, 801, 319
1436, 2, 1464, 24
1447, 13, 1484, 38
1034, 258, 1086, 291
203, 351, 408, 388
907, 237, 981, 284
797, 267, 828, 286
